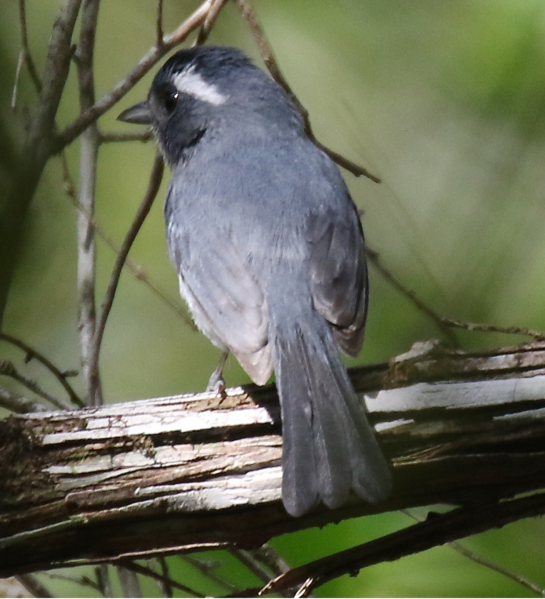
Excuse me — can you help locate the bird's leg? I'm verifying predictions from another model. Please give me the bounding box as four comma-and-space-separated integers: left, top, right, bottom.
206, 351, 229, 395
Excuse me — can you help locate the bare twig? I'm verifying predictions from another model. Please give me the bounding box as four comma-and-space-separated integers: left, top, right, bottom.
12, 52, 26, 110
96, 565, 113, 598
194, 0, 230, 46
34, 0, 83, 149
99, 130, 153, 143
57, 0, 216, 150
231, 549, 274, 584
367, 248, 545, 347
0, 388, 48, 414
0, 332, 83, 407
447, 542, 545, 597
366, 247, 460, 347
250, 545, 291, 578
294, 577, 314, 598
241, 493, 545, 597
235, 0, 380, 183
153, 558, 173, 598
120, 561, 204, 597
232, 549, 294, 597
0, 360, 72, 410
182, 556, 240, 593
43, 571, 102, 592
0, 0, 83, 330
90, 153, 164, 379
12, 0, 43, 108
15, 574, 53, 599
441, 317, 545, 341
156, 0, 164, 49
75, 0, 103, 406
59, 154, 195, 329
117, 566, 143, 598
403, 510, 545, 597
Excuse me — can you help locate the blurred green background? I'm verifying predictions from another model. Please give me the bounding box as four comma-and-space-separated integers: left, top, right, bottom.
2, 0, 545, 596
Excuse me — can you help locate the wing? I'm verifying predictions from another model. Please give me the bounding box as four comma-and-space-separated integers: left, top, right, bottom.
306, 196, 368, 358
166, 189, 272, 385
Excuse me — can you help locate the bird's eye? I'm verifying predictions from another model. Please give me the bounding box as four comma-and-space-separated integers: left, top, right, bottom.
163, 91, 179, 114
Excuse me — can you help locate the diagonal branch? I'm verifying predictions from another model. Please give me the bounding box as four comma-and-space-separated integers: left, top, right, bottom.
194, 0, 230, 46
90, 153, 164, 379
57, 0, 217, 150
366, 247, 460, 346
0, 0, 83, 330
0, 360, 72, 410
0, 332, 83, 407
235, 0, 380, 183
0, 388, 48, 414
59, 153, 195, 330
403, 509, 545, 597
251, 493, 545, 597
366, 247, 545, 345
120, 561, 204, 597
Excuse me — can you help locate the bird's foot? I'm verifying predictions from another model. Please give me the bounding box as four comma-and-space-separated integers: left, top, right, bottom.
206, 351, 229, 399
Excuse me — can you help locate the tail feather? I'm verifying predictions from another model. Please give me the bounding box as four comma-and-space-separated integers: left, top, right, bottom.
272, 310, 392, 517
294, 329, 352, 508
276, 343, 319, 516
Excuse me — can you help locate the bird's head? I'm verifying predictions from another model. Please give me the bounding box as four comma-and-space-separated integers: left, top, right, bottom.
118, 45, 302, 166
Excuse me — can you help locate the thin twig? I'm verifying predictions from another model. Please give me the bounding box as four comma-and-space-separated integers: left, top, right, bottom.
366, 247, 460, 347
12, 52, 26, 109
0, 332, 83, 406
239, 493, 545, 597
117, 566, 143, 598
367, 248, 545, 346
75, 0, 103, 406
57, 0, 216, 150
153, 558, 173, 598
15, 574, 53, 599
231, 549, 273, 584
0, 388, 48, 414
235, 0, 380, 183
232, 549, 294, 598
119, 561, 205, 597
0, 360, 72, 410
12, 0, 43, 108
35, 0, 83, 147
156, 0, 164, 48
59, 154, 195, 329
182, 555, 240, 593
249, 545, 291, 577
18, 0, 42, 92
0, 0, 83, 330
294, 578, 314, 598
99, 130, 153, 143
403, 510, 545, 597
441, 318, 545, 341
90, 153, 165, 379
43, 571, 102, 592
96, 565, 113, 598
194, 0, 230, 46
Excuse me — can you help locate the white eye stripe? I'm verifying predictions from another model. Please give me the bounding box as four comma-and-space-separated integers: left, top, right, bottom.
173, 67, 227, 106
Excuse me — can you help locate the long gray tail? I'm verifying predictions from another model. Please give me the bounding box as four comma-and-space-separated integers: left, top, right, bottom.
271, 308, 392, 517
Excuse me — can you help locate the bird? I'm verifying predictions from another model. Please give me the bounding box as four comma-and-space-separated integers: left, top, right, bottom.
118, 45, 392, 517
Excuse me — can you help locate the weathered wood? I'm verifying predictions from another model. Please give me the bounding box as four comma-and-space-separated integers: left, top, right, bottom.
1, 341, 545, 576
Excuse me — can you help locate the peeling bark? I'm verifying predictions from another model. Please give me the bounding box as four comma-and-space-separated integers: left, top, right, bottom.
1, 341, 545, 575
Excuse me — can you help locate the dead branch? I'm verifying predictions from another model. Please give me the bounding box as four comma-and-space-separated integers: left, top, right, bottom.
1, 341, 545, 576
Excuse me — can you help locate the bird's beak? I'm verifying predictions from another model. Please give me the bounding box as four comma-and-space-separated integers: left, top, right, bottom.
117, 101, 152, 125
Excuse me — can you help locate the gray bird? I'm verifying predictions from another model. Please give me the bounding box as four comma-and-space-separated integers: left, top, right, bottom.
118, 45, 392, 517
